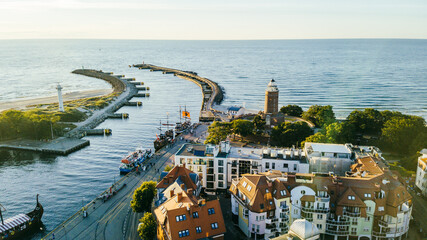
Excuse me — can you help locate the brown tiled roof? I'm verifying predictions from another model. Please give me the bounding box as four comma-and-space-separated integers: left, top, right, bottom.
337, 187, 366, 207
156, 166, 198, 191
301, 195, 315, 202
154, 188, 226, 240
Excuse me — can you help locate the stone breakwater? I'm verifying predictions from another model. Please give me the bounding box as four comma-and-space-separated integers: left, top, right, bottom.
133, 63, 224, 121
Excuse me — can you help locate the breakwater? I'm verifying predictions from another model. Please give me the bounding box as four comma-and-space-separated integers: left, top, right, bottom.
0, 70, 148, 155
133, 63, 224, 121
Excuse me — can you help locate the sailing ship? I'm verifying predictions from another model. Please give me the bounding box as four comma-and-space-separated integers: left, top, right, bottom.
0, 195, 43, 240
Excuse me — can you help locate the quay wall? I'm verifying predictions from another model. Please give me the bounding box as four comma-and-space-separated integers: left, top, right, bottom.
72, 69, 126, 93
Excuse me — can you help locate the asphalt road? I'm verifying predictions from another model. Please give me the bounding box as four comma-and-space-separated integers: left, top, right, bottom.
42, 125, 206, 240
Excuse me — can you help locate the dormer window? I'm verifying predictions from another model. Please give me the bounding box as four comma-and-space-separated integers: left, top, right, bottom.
242, 181, 247, 188
348, 195, 355, 200
364, 193, 372, 198
280, 190, 286, 196
266, 189, 269, 193
247, 185, 252, 191
193, 212, 199, 218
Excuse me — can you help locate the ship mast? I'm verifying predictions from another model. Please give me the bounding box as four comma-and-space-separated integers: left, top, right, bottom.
0, 203, 5, 225
179, 106, 182, 124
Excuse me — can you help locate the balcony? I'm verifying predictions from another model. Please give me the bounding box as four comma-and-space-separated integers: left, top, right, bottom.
280, 205, 290, 212
378, 219, 389, 227
343, 209, 361, 218
279, 214, 289, 222
265, 228, 278, 235
326, 218, 350, 226
372, 230, 386, 237
325, 228, 350, 236
265, 218, 278, 224
301, 206, 329, 214
316, 195, 330, 202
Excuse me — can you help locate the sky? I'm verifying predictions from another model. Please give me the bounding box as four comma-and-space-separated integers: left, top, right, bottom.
0, 0, 427, 40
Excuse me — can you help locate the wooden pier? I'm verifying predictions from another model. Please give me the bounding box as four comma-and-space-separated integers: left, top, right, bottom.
0, 137, 90, 155
133, 63, 223, 121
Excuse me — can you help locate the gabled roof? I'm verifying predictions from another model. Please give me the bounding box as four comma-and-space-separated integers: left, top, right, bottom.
154, 188, 226, 240
337, 187, 366, 207
156, 166, 199, 191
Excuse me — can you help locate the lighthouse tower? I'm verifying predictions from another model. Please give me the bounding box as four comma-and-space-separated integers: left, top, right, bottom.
264, 79, 279, 114
56, 84, 64, 112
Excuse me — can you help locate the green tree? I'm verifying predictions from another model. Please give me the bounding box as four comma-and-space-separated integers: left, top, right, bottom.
164, 165, 173, 172
303, 122, 355, 145
204, 121, 232, 144
253, 115, 266, 135
131, 181, 157, 213
302, 105, 335, 127
347, 108, 383, 136
232, 119, 253, 137
271, 121, 313, 147
381, 116, 427, 154
280, 105, 303, 117
137, 212, 156, 240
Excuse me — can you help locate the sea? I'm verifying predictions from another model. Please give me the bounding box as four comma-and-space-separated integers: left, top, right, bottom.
0, 39, 426, 239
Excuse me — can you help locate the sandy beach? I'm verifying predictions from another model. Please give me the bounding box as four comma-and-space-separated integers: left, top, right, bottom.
0, 88, 113, 112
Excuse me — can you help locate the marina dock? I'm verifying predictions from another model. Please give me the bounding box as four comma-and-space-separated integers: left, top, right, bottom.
0, 137, 89, 155
133, 63, 224, 121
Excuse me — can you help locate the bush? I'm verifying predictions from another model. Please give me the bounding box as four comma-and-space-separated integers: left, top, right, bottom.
271, 121, 313, 147
164, 165, 173, 172
302, 105, 335, 127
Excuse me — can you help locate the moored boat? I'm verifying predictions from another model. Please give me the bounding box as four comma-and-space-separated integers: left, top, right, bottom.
0, 195, 43, 240
118, 148, 152, 174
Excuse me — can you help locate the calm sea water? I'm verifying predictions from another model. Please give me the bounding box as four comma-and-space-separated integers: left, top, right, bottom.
0, 39, 426, 239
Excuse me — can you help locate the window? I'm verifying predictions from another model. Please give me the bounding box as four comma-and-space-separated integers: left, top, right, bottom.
270, 201, 273, 205
364, 193, 372, 198
265, 162, 270, 168
365, 216, 370, 221
283, 163, 288, 168
266, 189, 269, 193
195, 226, 202, 233
351, 228, 357, 235
178, 230, 190, 237
294, 165, 297, 171
208, 208, 215, 215
211, 222, 218, 229
218, 167, 224, 173
242, 181, 247, 187
218, 182, 224, 188
260, 204, 264, 209
367, 207, 372, 212
193, 212, 199, 218
256, 216, 259, 221
280, 190, 286, 196
301, 190, 306, 195
247, 185, 252, 191
378, 206, 384, 211
218, 174, 224, 180
364, 227, 369, 232
317, 224, 322, 229
218, 160, 224, 166
272, 163, 275, 169
176, 214, 187, 222
317, 214, 323, 220
348, 195, 355, 200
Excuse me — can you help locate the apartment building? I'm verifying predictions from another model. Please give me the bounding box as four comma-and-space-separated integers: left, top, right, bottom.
174, 141, 308, 192
230, 156, 412, 240
415, 149, 427, 197
153, 166, 226, 240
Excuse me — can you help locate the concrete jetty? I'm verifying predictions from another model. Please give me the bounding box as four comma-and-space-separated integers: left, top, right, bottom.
106, 113, 129, 119
0, 137, 90, 155
133, 63, 224, 121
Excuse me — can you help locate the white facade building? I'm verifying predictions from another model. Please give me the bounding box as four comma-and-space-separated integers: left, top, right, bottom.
415, 149, 427, 197
304, 142, 354, 175
174, 141, 309, 192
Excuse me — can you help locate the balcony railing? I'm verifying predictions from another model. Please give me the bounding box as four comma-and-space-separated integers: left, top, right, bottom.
378, 219, 389, 227
343, 209, 361, 217
316, 195, 330, 202
325, 228, 350, 236
265, 218, 278, 224
372, 230, 386, 237
265, 228, 278, 235
280, 205, 290, 212
279, 214, 289, 222
326, 218, 350, 226
301, 206, 329, 214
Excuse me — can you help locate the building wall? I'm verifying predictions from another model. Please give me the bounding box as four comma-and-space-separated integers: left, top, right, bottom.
249, 211, 267, 235
264, 91, 279, 114
290, 186, 316, 221
261, 159, 309, 174
356, 200, 375, 238
238, 203, 250, 237
415, 154, 427, 196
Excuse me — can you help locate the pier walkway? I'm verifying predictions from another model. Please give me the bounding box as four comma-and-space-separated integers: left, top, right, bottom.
42, 127, 205, 240
133, 64, 224, 122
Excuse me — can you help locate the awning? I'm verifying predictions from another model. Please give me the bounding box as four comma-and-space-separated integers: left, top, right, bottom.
0, 214, 30, 233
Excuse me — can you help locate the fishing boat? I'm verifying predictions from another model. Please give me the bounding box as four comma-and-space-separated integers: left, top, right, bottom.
0, 195, 43, 240
119, 148, 152, 174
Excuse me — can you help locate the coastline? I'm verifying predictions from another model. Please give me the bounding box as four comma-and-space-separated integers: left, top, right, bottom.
0, 88, 113, 112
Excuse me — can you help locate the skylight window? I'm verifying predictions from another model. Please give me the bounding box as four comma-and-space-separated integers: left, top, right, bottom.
242, 181, 247, 188
247, 185, 252, 191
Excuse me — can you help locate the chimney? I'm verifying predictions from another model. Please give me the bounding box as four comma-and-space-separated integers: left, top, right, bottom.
177, 192, 183, 202
170, 189, 174, 198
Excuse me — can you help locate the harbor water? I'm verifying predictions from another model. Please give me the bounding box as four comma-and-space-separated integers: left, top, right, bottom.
0, 39, 426, 239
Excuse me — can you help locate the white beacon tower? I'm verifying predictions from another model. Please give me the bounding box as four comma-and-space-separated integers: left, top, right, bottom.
56, 83, 64, 112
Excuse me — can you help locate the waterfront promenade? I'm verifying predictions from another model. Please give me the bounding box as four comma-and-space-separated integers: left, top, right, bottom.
42, 126, 206, 240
